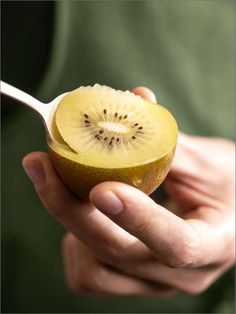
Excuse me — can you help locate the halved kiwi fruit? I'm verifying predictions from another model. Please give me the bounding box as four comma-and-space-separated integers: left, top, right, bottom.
48, 84, 178, 199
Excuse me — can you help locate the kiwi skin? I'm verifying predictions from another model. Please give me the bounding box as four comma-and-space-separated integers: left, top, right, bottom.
48, 143, 175, 199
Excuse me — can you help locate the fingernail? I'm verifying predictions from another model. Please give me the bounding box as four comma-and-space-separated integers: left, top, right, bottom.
23, 160, 46, 186
91, 191, 124, 215
149, 93, 157, 103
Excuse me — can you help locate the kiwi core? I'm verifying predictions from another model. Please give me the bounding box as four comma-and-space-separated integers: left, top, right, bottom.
97, 121, 129, 134
83, 109, 145, 150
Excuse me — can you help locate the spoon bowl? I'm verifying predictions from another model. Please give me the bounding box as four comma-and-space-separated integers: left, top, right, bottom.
0, 80, 67, 141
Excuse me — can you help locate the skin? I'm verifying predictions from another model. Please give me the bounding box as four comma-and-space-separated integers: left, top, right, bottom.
22, 87, 235, 297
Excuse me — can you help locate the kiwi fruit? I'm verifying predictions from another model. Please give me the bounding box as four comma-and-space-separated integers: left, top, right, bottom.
47, 84, 178, 199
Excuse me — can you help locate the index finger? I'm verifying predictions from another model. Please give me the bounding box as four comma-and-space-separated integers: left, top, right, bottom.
22, 152, 150, 262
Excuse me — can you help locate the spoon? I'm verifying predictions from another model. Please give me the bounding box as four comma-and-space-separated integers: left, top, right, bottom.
0, 80, 67, 140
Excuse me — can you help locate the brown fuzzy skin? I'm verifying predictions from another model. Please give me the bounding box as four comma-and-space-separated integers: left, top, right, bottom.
48, 145, 175, 199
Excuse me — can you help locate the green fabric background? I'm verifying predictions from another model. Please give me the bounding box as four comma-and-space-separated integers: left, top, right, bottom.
2, 1, 235, 313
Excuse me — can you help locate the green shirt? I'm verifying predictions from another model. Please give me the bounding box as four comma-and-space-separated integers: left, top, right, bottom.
2, 1, 235, 313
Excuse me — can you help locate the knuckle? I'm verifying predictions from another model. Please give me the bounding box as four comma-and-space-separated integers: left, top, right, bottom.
74, 263, 107, 294
104, 238, 141, 268
105, 243, 131, 266
66, 262, 94, 295
176, 247, 194, 268
130, 219, 150, 236
76, 266, 109, 295
88, 268, 107, 292
165, 233, 198, 268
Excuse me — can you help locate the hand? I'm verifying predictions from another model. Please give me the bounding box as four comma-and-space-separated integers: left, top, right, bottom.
22, 87, 235, 297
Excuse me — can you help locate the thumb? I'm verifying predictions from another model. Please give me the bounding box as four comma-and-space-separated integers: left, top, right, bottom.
90, 182, 199, 268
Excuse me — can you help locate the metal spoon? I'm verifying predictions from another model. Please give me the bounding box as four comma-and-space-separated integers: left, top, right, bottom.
0, 80, 67, 140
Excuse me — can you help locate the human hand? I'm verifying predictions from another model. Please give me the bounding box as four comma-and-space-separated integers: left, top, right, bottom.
22, 87, 235, 297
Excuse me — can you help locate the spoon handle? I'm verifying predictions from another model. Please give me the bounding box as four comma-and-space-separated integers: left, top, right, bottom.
0, 80, 44, 117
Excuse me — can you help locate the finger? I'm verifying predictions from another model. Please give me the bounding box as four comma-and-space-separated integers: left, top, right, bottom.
90, 182, 202, 268
169, 133, 193, 175
169, 132, 206, 179
62, 233, 176, 297
123, 258, 232, 296
131, 91, 199, 183
62, 233, 79, 291
132, 90, 194, 181
131, 86, 157, 103
131, 89, 194, 180
22, 152, 150, 263
22, 151, 78, 213
164, 176, 222, 212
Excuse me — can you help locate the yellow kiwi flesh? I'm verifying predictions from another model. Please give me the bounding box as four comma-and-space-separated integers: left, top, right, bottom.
47, 85, 178, 199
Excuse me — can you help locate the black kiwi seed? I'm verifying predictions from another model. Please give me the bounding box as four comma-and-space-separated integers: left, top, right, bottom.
132, 136, 136, 139
111, 136, 115, 141
116, 138, 120, 142
124, 115, 128, 119
115, 112, 118, 117
104, 137, 108, 141
134, 123, 139, 126
84, 120, 90, 124
119, 115, 122, 120
103, 109, 107, 114
138, 126, 143, 130
99, 130, 104, 134
84, 114, 89, 118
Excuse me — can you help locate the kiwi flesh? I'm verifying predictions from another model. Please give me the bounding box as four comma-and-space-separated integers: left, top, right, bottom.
48, 84, 178, 199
